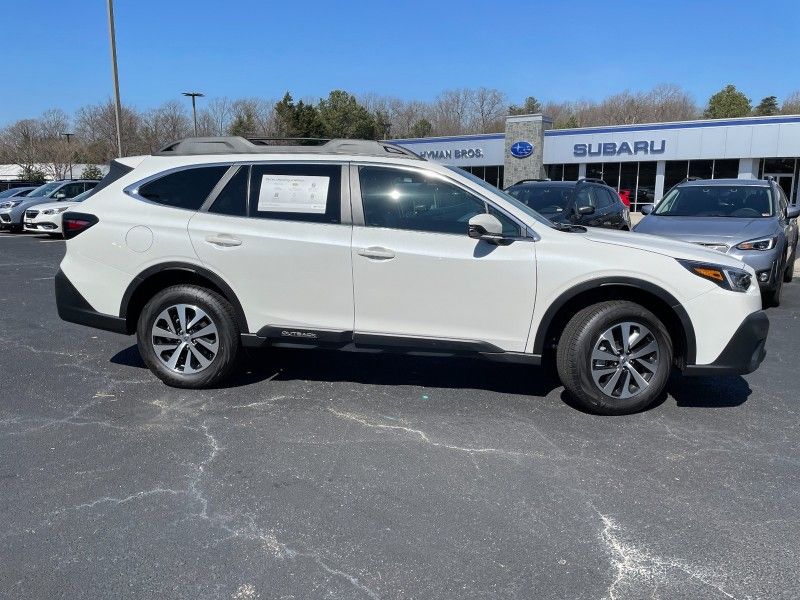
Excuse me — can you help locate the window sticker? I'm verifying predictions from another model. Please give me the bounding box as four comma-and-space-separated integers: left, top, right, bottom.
257, 174, 329, 214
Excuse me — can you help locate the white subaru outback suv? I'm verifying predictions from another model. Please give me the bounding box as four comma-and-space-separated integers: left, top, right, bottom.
56, 137, 769, 415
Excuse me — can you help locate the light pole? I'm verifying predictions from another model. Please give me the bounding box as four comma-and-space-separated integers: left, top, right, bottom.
61, 132, 74, 179
106, 0, 123, 157
182, 92, 205, 136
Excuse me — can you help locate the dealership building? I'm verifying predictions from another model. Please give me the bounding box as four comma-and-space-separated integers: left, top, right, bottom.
391, 114, 800, 210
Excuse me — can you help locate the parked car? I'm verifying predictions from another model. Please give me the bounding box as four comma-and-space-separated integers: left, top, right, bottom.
23, 188, 94, 236
0, 180, 98, 232
635, 178, 799, 307
0, 186, 37, 199
56, 137, 767, 415
505, 178, 630, 230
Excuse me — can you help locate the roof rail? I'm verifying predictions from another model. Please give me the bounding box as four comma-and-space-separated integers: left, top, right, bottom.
577, 177, 607, 185
154, 136, 423, 159
510, 178, 551, 186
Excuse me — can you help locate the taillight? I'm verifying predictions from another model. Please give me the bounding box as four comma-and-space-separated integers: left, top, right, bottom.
62, 212, 99, 239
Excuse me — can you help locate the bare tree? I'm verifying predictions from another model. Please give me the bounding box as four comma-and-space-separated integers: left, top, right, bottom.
197, 97, 234, 136
75, 100, 143, 163
781, 91, 800, 115
470, 87, 507, 133
140, 101, 191, 152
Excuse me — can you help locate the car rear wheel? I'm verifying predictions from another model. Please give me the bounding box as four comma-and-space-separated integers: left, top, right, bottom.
137, 284, 240, 388
556, 301, 673, 415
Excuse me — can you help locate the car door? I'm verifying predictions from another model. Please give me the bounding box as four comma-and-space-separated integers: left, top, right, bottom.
350, 163, 537, 353
187, 162, 354, 338
55, 182, 86, 200
597, 187, 625, 229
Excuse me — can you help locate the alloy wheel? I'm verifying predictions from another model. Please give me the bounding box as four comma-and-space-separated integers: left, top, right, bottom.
151, 304, 219, 374
590, 321, 660, 399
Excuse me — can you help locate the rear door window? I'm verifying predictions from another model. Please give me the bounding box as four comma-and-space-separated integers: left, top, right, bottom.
209, 166, 249, 217
249, 163, 342, 224
138, 166, 228, 210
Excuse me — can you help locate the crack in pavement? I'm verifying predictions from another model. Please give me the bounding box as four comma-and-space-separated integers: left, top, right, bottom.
329, 407, 537, 459
597, 513, 742, 600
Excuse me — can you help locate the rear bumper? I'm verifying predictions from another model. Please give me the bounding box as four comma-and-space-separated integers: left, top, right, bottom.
55, 269, 129, 334
683, 310, 769, 376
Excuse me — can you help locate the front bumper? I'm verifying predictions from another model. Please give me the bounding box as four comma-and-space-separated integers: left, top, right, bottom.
24, 213, 63, 233
55, 269, 129, 334
683, 310, 769, 375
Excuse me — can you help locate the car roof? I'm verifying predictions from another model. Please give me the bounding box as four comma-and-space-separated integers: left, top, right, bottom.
679, 178, 769, 187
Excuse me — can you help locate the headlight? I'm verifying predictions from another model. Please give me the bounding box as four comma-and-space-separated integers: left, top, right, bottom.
42, 207, 69, 215
0, 200, 22, 209
678, 259, 752, 292
736, 236, 777, 251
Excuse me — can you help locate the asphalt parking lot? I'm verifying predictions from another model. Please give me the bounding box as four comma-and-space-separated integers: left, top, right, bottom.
1, 233, 799, 600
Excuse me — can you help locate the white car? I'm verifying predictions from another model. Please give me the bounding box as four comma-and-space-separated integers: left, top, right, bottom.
24, 189, 94, 236
55, 137, 769, 414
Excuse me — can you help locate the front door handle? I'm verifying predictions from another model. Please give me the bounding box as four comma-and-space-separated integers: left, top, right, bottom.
205, 234, 242, 247
357, 246, 395, 260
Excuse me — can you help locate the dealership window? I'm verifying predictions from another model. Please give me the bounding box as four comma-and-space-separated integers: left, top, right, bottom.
546, 164, 564, 181
602, 162, 620, 189
664, 160, 689, 192
586, 164, 603, 179
564, 164, 578, 180
762, 157, 796, 174
689, 159, 713, 179
484, 165, 500, 188
637, 162, 657, 209
712, 159, 739, 179
619, 162, 637, 196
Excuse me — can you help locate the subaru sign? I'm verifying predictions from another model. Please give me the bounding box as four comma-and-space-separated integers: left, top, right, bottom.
510, 140, 533, 158
573, 140, 666, 157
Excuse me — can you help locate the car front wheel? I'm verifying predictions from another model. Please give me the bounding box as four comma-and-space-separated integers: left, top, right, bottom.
556, 301, 673, 415
137, 284, 240, 388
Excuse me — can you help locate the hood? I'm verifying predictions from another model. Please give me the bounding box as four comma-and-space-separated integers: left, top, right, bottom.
634, 215, 777, 244
26, 200, 77, 212
582, 227, 747, 269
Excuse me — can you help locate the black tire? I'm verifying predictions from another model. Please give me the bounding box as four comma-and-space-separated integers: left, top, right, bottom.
556, 301, 673, 415
762, 276, 783, 308
784, 245, 796, 283
137, 284, 240, 388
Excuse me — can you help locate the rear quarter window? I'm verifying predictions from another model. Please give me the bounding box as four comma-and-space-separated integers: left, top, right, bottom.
138, 166, 228, 210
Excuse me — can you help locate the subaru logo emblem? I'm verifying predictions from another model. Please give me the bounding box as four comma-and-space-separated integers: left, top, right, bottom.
510, 141, 533, 158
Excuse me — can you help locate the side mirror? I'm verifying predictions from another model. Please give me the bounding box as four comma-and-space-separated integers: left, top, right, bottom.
640, 204, 653, 215
468, 213, 505, 244
787, 205, 800, 219
576, 205, 595, 216
54, 192, 67, 199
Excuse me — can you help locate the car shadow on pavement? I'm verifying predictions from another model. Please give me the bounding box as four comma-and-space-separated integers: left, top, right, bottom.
665, 372, 752, 408
110, 344, 563, 396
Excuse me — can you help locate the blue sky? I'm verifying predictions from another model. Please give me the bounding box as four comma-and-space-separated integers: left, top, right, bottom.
2, 0, 799, 124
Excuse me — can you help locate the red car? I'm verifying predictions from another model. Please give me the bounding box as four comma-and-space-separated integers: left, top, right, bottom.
617, 188, 632, 207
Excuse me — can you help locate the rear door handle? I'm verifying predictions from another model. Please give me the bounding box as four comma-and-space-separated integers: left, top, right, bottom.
357, 246, 395, 260
205, 234, 242, 247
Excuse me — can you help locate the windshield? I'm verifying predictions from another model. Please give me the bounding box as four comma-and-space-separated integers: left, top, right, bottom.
446, 167, 555, 228
506, 184, 573, 215
0, 188, 25, 198
70, 189, 92, 202
26, 182, 61, 198
654, 185, 774, 218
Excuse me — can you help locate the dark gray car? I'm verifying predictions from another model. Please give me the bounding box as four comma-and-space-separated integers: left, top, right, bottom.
635, 178, 799, 307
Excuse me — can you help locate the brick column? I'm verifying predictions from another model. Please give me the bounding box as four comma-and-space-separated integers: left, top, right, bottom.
503, 114, 552, 188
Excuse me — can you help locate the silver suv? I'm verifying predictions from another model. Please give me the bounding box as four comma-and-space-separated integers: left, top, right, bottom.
635, 178, 799, 307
